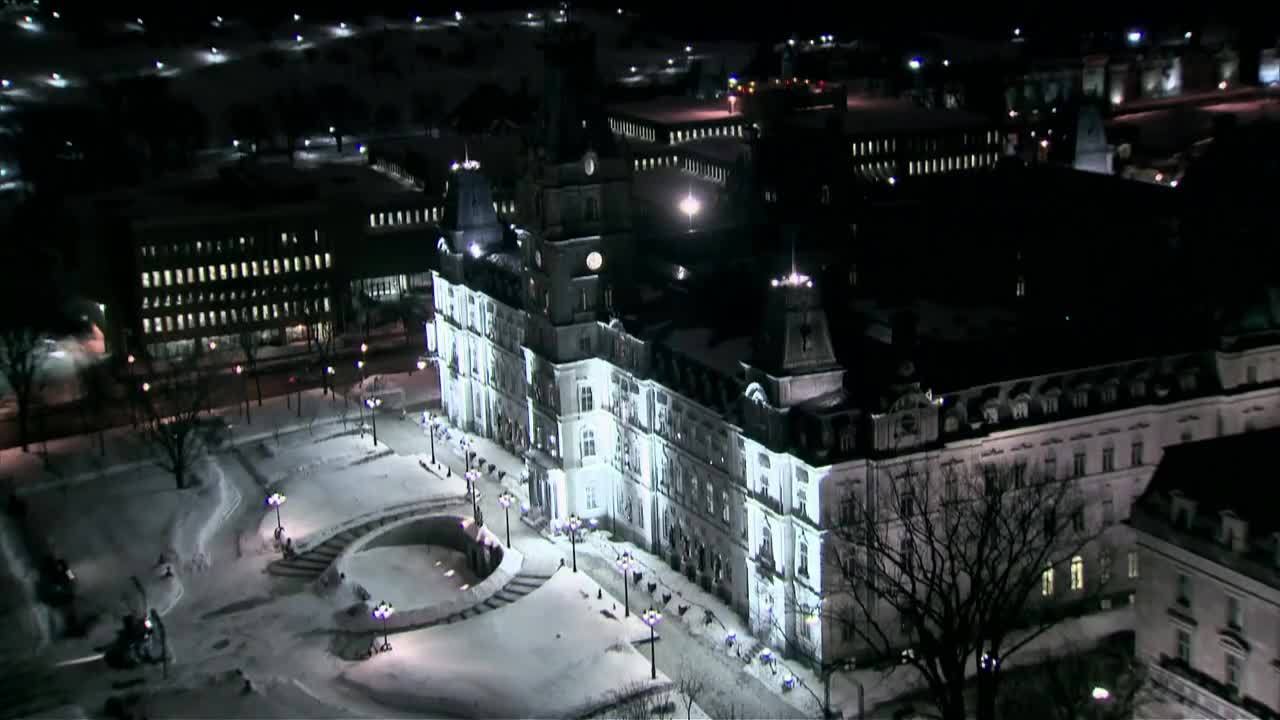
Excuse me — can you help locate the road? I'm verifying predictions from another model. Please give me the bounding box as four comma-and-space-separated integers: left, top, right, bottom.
0, 339, 429, 452
371, 412, 810, 720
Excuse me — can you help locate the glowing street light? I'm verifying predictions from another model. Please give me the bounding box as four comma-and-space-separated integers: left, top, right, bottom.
567, 514, 583, 572
641, 608, 662, 678
423, 412, 439, 464
293, 13, 301, 22
1091, 686, 1111, 701
141, 381, 151, 392
454, 10, 463, 22
154, 60, 165, 70
360, 341, 368, 354
679, 191, 701, 232
413, 358, 426, 376
1126, 30, 1143, 45
210, 46, 220, 55
372, 601, 394, 652
266, 492, 287, 538
364, 396, 383, 446
235, 364, 251, 424
615, 552, 637, 617
887, 175, 897, 186
415, 16, 423, 23
908, 57, 922, 70
294, 34, 303, 44
497, 490, 517, 547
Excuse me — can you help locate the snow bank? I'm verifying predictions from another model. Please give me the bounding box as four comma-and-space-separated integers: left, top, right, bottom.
135, 670, 351, 719
341, 570, 667, 719
21, 455, 239, 635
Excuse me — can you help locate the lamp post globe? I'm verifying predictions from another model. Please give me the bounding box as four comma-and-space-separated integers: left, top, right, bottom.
372, 601, 395, 651
678, 192, 701, 232
266, 492, 287, 538
641, 608, 662, 678
497, 490, 516, 547
616, 552, 637, 616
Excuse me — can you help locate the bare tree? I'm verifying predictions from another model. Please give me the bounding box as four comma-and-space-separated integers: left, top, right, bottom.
996, 632, 1153, 720
0, 326, 52, 453
237, 331, 263, 406
675, 660, 708, 720
135, 355, 212, 489
826, 462, 1095, 720
604, 682, 673, 720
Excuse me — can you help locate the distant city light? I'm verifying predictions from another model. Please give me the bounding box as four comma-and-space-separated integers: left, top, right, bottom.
51, 11, 60, 19
293, 13, 301, 21
887, 176, 897, 185
215, 15, 223, 24
455, 10, 463, 21
339, 22, 347, 29
1, 80, 9, 88
232, 139, 240, 147
527, 12, 534, 19
1219, 80, 1228, 90
685, 45, 692, 53
667, 58, 674, 65
617, 7, 623, 14
908, 57, 922, 70
943, 59, 950, 67
1091, 687, 1111, 701
415, 15, 423, 23
357, 143, 367, 154
295, 34, 303, 43
210, 46, 220, 55
1170, 179, 1179, 187
1039, 139, 1049, 148
304, 138, 311, 146
1126, 30, 1143, 45
50, 72, 61, 80
1154, 172, 1164, 182
1184, 31, 1193, 40
329, 125, 336, 133
788, 38, 796, 46
136, 17, 144, 25
155, 60, 164, 70
1013, 27, 1021, 36
629, 66, 637, 73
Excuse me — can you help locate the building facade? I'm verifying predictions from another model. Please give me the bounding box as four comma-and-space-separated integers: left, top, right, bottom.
1132, 430, 1280, 719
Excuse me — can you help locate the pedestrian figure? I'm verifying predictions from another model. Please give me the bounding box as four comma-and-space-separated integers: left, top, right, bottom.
559, 558, 566, 569
597, 588, 603, 600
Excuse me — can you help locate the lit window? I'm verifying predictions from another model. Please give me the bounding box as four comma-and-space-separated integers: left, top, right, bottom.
176, 314, 185, 330
1041, 565, 1054, 596
1127, 550, 1139, 578
141, 273, 151, 288
219, 264, 227, 280
273, 259, 281, 274
241, 262, 248, 277
198, 267, 206, 282
229, 264, 237, 279
163, 269, 172, 286
313, 254, 321, 270
1070, 556, 1084, 590
165, 316, 173, 331
143, 318, 152, 333
251, 260, 259, 276
252, 306, 260, 320
272, 304, 279, 318
324, 253, 332, 268
198, 311, 206, 327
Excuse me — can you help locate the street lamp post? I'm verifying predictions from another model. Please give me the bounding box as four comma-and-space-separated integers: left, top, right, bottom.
497, 490, 516, 547
641, 608, 662, 679
266, 492, 287, 539
413, 358, 426, 376
465, 469, 482, 524
235, 364, 251, 424
127, 354, 138, 428
567, 514, 583, 572
325, 365, 335, 401
365, 397, 382, 446
372, 601, 394, 652
426, 412, 437, 464
615, 552, 636, 617
357, 358, 366, 387
1091, 686, 1111, 720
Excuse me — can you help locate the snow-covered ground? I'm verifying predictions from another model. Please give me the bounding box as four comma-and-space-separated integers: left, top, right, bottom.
342, 545, 477, 611
341, 569, 669, 719
252, 437, 465, 546
10, 454, 240, 652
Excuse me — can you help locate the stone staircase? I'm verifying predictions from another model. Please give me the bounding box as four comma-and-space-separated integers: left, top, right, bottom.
268, 507, 432, 579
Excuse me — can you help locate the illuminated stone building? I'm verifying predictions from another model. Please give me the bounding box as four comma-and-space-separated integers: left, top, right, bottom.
433, 22, 1280, 671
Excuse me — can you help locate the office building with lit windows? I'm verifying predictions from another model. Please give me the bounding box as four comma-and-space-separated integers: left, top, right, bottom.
1132, 430, 1280, 719
70, 162, 475, 360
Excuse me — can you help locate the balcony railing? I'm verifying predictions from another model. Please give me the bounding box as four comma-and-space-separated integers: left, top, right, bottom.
750, 489, 785, 516
1152, 655, 1269, 720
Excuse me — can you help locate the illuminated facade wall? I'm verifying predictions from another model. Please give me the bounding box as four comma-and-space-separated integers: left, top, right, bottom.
435, 271, 1280, 666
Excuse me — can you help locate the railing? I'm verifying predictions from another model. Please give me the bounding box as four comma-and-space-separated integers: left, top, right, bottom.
1152, 656, 1267, 720
750, 489, 785, 516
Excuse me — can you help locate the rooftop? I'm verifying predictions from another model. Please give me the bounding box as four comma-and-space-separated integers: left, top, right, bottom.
607, 97, 737, 126
105, 161, 417, 229
789, 95, 996, 134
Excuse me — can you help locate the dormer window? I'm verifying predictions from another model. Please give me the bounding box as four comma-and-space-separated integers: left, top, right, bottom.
983, 405, 999, 424
1043, 395, 1059, 414
1220, 511, 1247, 552
1012, 399, 1029, 420
944, 415, 959, 433
1100, 383, 1117, 404
1170, 492, 1197, 531
1072, 389, 1089, 410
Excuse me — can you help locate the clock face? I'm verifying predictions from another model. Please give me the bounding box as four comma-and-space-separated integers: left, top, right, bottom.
583, 152, 597, 176
586, 251, 603, 272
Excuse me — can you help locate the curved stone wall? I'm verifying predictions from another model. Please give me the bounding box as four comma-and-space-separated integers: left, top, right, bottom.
334, 514, 521, 632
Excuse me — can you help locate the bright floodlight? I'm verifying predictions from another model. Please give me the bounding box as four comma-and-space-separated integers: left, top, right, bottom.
887, 176, 897, 186
679, 192, 701, 221
415, 15, 423, 23
908, 57, 922, 70
235, 364, 243, 375
943, 59, 950, 67
1, 79, 9, 88
1013, 27, 1021, 36
339, 22, 347, 29
685, 45, 692, 53
211, 46, 220, 54
1126, 30, 1143, 45
329, 125, 336, 133
295, 33, 303, 43
468, 242, 483, 258
51, 72, 61, 80
136, 17, 144, 25
141, 381, 151, 392
1091, 687, 1111, 701
629, 65, 637, 73
617, 7, 623, 14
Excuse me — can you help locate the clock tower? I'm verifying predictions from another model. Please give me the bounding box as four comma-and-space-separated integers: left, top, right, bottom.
519, 21, 633, 363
